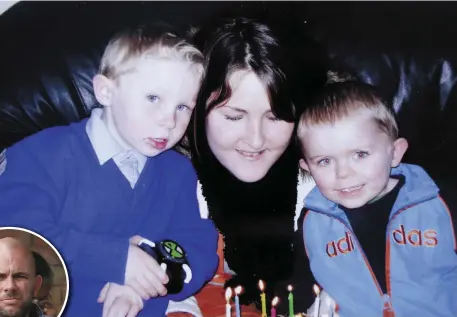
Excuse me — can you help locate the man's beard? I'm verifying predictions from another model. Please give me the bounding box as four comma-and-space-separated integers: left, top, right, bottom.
0, 291, 34, 317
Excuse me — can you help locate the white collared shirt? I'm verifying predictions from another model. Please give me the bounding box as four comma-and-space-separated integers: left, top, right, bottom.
85, 108, 146, 187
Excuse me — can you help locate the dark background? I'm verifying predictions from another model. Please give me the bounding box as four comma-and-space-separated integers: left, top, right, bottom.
1, 1, 457, 184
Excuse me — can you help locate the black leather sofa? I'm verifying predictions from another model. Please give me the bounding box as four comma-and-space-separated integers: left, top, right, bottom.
1, 1, 456, 186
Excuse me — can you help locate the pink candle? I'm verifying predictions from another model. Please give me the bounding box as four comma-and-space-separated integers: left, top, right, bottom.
271, 296, 279, 317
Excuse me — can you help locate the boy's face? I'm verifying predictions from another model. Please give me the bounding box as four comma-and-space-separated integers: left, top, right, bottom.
299, 108, 408, 209
94, 57, 201, 157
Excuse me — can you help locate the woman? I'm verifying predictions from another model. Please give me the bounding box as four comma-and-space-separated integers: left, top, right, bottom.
96, 9, 333, 317
188, 9, 330, 315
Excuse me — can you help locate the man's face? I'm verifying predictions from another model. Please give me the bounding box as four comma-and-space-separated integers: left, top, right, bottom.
0, 242, 40, 317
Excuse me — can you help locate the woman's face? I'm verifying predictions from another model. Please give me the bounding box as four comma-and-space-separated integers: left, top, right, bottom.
206, 70, 295, 182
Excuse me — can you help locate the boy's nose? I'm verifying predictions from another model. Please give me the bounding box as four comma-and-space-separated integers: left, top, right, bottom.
335, 161, 352, 179
157, 110, 177, 130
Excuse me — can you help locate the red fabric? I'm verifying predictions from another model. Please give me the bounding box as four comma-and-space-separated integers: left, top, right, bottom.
193, 233, 261, 317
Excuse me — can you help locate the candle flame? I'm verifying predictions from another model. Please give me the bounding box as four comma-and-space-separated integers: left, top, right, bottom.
313, 284, 320, 296
272, 296, 279, 306
234, 285, 243, 295
225, 287, 232, 301
258, 280, 265, 291
288, 285, 293, 292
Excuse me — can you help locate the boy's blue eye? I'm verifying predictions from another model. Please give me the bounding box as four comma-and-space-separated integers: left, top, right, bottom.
177, 104, 190, 111
147, 94, 159, 102
355, 151, 369, 159
317, 158, 331, 166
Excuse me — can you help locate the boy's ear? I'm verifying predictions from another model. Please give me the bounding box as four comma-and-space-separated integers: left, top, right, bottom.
299, 158, 310, 172
391, 137, 408, 168
93, 74, 114, 107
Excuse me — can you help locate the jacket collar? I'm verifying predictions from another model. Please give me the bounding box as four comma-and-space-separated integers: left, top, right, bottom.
303, 163, 439, 218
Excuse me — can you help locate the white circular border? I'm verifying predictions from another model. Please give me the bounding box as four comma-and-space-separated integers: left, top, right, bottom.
0, 226, 70, 317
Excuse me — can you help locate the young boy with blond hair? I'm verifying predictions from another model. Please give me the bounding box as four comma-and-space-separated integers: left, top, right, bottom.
297, 81, 457, 317
0, 23, 218, 317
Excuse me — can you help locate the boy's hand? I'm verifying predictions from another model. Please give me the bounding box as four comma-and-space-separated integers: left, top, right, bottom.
125, 236, 169, 300
98, 282, 144, 317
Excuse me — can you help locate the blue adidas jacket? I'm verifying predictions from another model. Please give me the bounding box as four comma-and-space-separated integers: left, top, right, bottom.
303, 163, 457, 317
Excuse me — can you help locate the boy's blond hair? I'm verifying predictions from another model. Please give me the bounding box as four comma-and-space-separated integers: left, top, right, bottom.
297, 81, 398, 141
99, 23, 204, 80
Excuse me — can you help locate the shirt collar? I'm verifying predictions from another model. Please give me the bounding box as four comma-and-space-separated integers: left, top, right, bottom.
85, 108, 147, 170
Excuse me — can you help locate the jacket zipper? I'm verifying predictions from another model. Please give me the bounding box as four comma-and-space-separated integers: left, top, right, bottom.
314, 203, 417, 317
382, 203, 418, 317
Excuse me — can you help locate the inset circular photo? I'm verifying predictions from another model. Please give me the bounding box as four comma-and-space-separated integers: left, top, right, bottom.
0, 227, 69, 317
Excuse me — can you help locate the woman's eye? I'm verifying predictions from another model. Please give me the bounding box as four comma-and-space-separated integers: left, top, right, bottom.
224, 115, 242, 121
147, 94, 159, 102
267, 116, 281, 122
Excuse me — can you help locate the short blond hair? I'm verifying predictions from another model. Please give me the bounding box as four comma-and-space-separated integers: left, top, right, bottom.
297, 81, 398, 141
99, 23, 204, 80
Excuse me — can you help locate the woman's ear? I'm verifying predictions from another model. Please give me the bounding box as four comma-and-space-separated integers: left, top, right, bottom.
391, 137, 409, 167
93, 74, 114, 107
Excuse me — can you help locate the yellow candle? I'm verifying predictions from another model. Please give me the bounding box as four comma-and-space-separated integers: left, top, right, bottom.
259, 280, 267, 317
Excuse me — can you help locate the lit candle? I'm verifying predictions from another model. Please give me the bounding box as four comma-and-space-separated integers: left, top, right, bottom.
288, 285, 294, 317
259, 280, 267, 317
225, 287, 232, 317
234, 286, 242, 317
313, 284, 321, 317
271, 296, 279, 317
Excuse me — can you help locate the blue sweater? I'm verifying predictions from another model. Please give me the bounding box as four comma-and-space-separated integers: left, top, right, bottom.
303, 164, 457, 317
0, 119, 218, 316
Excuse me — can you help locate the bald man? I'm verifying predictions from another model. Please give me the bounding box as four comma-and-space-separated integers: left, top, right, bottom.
0, 237, 43, 317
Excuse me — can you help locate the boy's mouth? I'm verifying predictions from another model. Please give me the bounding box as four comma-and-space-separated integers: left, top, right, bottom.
338, 185, 364, 193
147, 138, 168, 150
